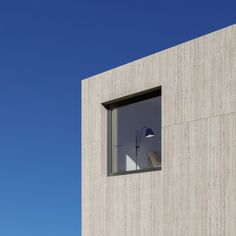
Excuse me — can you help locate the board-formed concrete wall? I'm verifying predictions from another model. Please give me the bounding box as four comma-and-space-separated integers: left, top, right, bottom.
82, 24, 236, 236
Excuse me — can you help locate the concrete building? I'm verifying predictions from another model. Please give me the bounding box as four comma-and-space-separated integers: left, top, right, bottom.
82, 24, 236, 236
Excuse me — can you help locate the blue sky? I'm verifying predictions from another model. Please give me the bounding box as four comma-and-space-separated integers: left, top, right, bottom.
0, 0, 235, 235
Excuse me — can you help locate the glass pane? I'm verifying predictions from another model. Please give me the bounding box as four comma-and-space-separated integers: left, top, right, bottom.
111, 96, 161, 174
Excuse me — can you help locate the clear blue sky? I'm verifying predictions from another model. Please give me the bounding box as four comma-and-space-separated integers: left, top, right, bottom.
0, 0, 235, 235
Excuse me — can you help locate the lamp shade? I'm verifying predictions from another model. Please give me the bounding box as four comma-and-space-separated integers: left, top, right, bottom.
145, 128, 155, 138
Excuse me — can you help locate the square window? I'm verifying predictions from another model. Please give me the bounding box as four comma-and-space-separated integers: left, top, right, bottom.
103, 87, 161, 176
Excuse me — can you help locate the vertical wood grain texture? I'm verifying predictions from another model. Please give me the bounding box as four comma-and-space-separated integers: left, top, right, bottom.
82, 24, 236, 235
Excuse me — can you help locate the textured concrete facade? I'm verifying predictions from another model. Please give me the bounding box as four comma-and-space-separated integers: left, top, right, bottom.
82, 24, 236, 236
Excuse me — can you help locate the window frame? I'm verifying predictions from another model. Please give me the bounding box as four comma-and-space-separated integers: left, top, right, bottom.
102, 86, 162, 176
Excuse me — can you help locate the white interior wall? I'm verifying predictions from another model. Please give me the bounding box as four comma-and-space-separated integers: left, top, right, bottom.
113, 96, 161, 172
